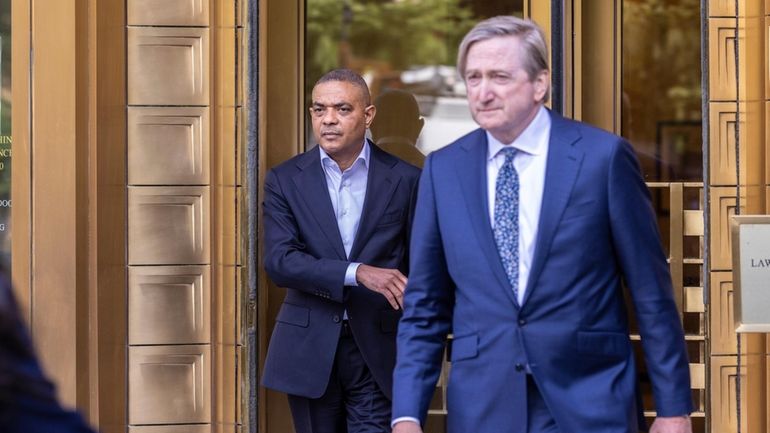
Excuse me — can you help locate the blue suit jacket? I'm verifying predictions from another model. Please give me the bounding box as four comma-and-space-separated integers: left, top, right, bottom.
392, 111, 692, 432
261, 142, 420, 399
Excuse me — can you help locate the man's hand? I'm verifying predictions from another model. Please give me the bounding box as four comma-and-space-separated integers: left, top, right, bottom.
650, 416, 691, 433
356, 264, 407, 310
392, 420, 422, 433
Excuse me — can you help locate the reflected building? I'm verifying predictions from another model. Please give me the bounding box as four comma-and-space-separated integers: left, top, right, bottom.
5, 1, 768, 433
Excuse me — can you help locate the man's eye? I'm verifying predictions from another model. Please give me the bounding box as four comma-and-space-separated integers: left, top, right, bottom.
339, 107, 352, 113
493, 74, 511, 83
466, 75, 480, 85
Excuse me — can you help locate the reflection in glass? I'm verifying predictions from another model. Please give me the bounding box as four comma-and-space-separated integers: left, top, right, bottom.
305, 0, 523, 162
622, 2, 704, 428
0, 1, 10, 268
622, 0, 702, 182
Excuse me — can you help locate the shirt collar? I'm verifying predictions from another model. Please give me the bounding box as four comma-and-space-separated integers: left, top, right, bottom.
487, 105, 550, 161
319, 139, 370, 170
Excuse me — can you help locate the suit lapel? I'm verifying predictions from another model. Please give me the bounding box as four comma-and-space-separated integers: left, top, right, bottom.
521, 112, 583, 306
291, 147, 347, 260
349, 143, 400, 260
457, 130, 520, 308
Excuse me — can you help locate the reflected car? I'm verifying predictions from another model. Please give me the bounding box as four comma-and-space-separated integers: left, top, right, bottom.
416, 96, 478, 155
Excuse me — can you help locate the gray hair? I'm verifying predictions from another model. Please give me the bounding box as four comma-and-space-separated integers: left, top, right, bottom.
457, 16, 550, 102
313, 69, 372, 105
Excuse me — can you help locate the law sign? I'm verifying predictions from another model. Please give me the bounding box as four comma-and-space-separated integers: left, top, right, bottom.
731, 215, 770, 333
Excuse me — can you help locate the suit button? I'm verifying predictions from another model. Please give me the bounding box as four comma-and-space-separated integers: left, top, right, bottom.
515, 363, 524, 372
518, 318, 527, 326
333, 315, 341, 323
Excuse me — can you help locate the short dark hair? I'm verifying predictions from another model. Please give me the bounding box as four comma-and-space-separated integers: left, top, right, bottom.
313, 69, 372, 105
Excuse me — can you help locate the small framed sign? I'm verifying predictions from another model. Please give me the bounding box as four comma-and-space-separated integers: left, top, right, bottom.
731, 215, 770, 333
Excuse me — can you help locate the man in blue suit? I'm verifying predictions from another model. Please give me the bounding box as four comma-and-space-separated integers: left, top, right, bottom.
392, 17, 692, 433
262, 69, 421, 433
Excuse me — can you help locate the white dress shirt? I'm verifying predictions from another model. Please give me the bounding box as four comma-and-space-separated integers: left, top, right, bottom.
319, 140, 370, 287
486, 105, 550, 305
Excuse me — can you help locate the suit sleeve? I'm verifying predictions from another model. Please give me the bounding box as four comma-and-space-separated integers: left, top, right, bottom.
402, 170, 421, 275
262, 169, 350, 302
607, 139, 693, 417
392, 155, 454, 424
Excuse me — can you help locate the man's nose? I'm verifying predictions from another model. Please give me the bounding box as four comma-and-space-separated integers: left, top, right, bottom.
477, 79, 494, 102
322, 109, 338, 124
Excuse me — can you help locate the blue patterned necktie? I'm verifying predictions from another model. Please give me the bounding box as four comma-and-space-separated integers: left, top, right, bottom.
493, 147, 520, 301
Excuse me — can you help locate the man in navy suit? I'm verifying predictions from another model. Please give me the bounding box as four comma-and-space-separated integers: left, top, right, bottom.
261, 69, 421, 433
392, 16, 692, 433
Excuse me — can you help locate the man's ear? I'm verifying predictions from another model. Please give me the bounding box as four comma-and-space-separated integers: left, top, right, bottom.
533, 70, 549, 102
365, 105, 377, 128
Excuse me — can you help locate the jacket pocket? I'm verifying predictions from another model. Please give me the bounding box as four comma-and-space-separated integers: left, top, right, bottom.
449, 333, 479, 362
276, 303, 310, 328
577, 331, 630, 358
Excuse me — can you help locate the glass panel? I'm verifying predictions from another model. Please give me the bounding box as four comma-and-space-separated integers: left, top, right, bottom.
0, 1, 10, 268
305, 0, 524, 164
622, 0, 702, 181
622, 1, 705, 424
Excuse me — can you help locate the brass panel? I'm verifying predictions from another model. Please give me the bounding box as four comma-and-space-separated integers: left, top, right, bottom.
129, 426, 211, 433
760, 103, 770, 192
580, 0, 620, 132
93, 0, 129, 428
215, 27, 237, 108
709, 0, 740, 16
237, 107, 245, 187
710, 187, 739, 271
237, 265, 245, 346
29, 0, 90, 408
217, 265, 238, 346
685, 286, 705, 313
128, 107, 210, 185
129, 266, 211, 345
221, 187, 237, 266
129, 345, 212, 425
710, 356, 749, 433
683, 210, 704, 236
213, 0, 236, 28
711, 272, 747, 355
740, 102, 765, 199
528, 1, 551, 71
762, 18, 770, 98
11, 0, 32, 319
127, 0, 209, 26
669, 184, 684, 316
709, 18, 740, 101
690, 363, 706, 389
709, 102, 739, 185
214, 108, 237, 187
128, 27, 210, 106
128, 186, 210, 265
213, 344, 238, 425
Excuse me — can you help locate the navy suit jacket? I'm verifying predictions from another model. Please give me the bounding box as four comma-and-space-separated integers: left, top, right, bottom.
392, 111, 693, 432
261, 142, 420, 400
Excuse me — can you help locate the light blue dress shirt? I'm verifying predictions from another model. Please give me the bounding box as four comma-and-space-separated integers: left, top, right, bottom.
319, 140, 370, 287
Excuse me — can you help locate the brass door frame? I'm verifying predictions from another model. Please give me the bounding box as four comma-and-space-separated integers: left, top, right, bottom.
255, 2, 553, 432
